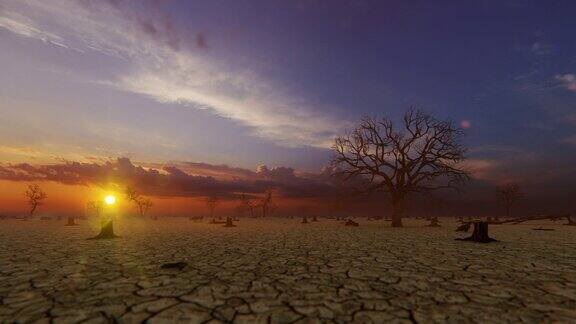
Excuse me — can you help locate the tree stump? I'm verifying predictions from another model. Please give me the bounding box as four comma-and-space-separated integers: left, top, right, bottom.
312, 216, 318, 222
427, 217, 441, 227
65, 216, 77, 226
565, 215, 576, 226
90, 220, 119, 239
456, 221, 496, 243
344, 219, 359, 227
302, 216, 308, 224
223, 216, 236, 227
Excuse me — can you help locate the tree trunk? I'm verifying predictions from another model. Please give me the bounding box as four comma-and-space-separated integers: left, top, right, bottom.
456, 221, 496, 243
427, 217, 440, 227
28, 204, 37, 220
391, 196, 404, 227
90, 219, 119, 239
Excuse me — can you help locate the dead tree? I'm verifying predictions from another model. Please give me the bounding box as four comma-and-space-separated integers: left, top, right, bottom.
136, 198, 153, 219
260, 191, 275, 217
332, 108, 469, 227
206, 195, 220, 222
24, 184, 47, 220
496, 183, 522, 219
125, 187, 153, 218
238, 194, 254, 218
251, 191, 276, 218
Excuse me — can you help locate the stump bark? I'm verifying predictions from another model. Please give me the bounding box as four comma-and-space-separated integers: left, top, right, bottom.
456, 221, 496, 243
427, 217, 441, 227
344, 219, 359, 227
90, 220, 119, 239
223, 216, 236, 227
65, 216, 77, 226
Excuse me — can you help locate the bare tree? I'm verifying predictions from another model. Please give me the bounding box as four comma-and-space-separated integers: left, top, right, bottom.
86, 201, 103, 218
206, 195, 220, 221
125, 186, 153, 218
259, 191, 276, 217
332, 108, 469, 227
238, 194, 253, 218
496, 183, 522, 219
25, 184, 47, 219
136, 198, 153, 218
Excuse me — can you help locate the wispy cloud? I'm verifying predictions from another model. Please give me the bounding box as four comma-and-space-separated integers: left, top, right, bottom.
0, 0, 348, 147
555, 74, 576, 92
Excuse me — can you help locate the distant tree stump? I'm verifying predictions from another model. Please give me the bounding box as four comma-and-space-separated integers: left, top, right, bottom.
565, 215, 576, 226
65, 216, 78, 226
344, 219, 359, 227
312, 216, 318, 222
223, 216, 236, 227
456, 221, 496, 243
427, 217, 441, 227
302, 216, 308, 224
90, 220, 119, 239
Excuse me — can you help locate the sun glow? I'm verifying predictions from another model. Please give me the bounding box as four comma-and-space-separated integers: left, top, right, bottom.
104, 195, 116, 205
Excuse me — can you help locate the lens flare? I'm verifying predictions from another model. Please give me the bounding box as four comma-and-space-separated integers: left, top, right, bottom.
104, 195, 116, 205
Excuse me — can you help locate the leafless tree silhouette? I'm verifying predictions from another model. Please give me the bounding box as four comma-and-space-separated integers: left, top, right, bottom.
137, 198, 153, 218
125, 186, 153, 218
206, 195, 220, 221
496, 183, 522, 219
238, 194, 253, 218
332, 108, 469, 227
86, 201, 103, 218
258, 191, 276, 217
25, 184, 47, 219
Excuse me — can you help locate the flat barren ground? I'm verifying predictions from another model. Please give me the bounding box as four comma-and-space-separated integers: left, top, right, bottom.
1, 217, 575, 323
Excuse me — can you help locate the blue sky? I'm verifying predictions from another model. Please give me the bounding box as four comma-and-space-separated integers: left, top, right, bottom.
1, 0, 575, 185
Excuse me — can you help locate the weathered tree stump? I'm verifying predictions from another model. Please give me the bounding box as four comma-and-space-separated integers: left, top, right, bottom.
223, 216, 236, 227
344, 219, 359, 227
65, 216, 77, 226
90, 220, 119, 239
456, 221, 496, 243
302, 216, 308, 224
312, 216, 318, 222
427, 217, 441, 227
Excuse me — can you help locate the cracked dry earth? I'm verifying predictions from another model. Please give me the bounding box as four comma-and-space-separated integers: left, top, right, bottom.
1, 218, 575, 323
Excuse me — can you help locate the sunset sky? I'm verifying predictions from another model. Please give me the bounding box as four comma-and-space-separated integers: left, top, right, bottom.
1, 0, 576, 216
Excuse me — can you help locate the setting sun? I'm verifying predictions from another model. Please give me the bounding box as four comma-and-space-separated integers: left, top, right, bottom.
104, 195, 116, 205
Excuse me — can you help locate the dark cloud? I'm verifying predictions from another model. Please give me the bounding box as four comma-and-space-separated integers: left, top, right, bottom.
0, 158, 337, 199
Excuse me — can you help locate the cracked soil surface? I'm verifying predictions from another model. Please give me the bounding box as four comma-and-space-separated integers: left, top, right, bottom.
1, 218, 575, 323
